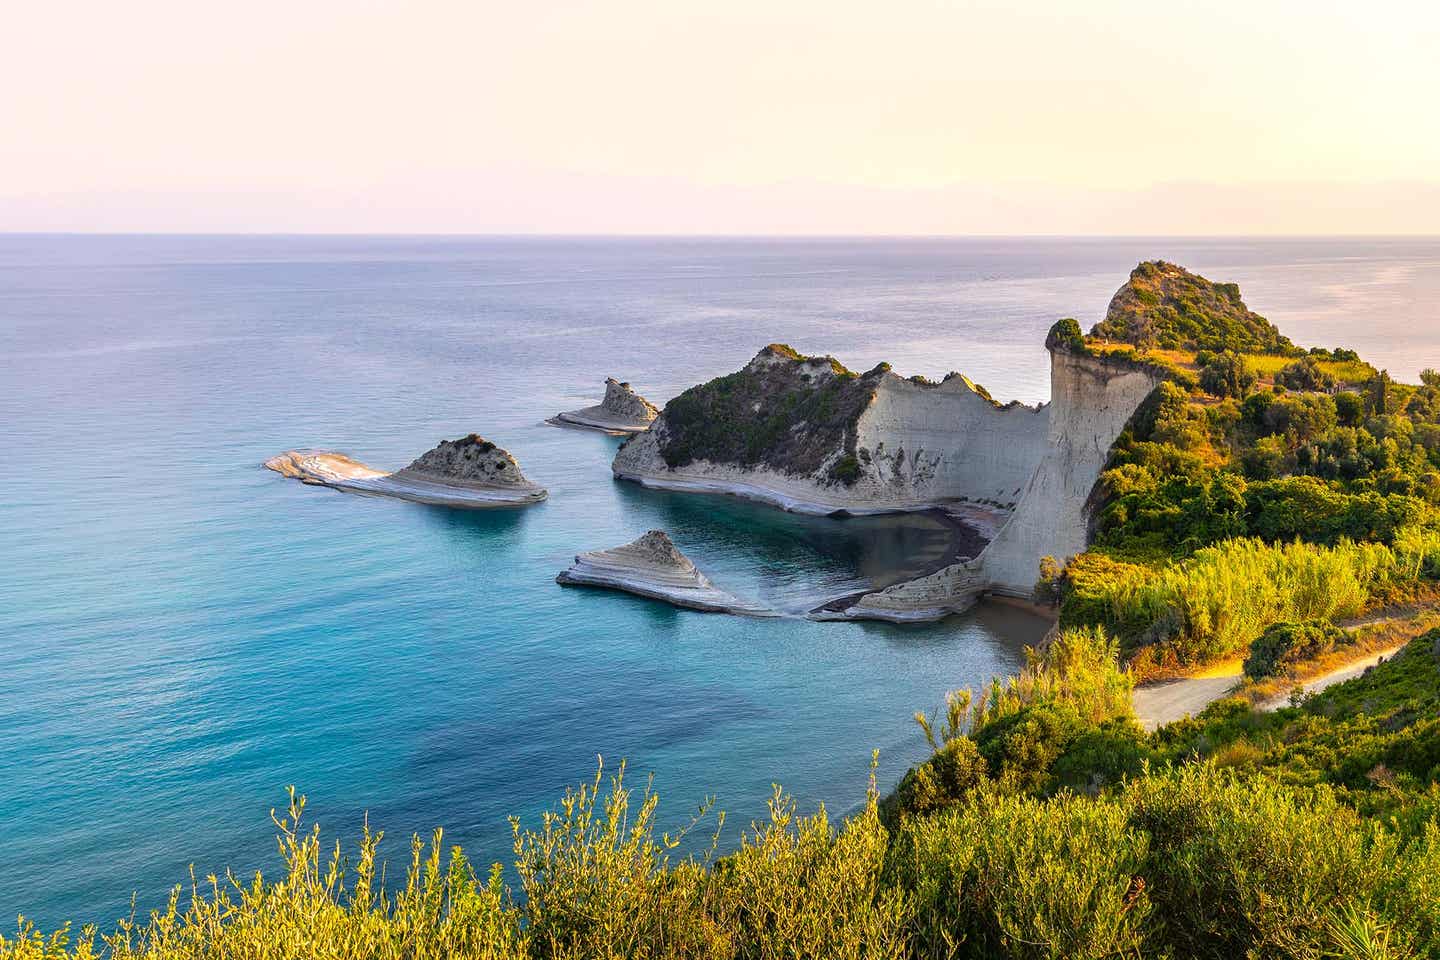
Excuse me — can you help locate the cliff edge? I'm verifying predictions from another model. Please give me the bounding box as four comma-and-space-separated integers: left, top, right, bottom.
613, 344, 1046, 516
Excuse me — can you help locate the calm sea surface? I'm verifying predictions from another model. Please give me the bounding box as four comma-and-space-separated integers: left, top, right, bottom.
3, 235, 1439, 928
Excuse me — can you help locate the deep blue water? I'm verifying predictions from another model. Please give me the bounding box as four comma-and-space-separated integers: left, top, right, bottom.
3, 235, 1439, 930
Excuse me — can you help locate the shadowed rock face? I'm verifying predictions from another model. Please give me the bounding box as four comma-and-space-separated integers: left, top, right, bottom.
396, 435, 535, 488
601, 378, 659, 423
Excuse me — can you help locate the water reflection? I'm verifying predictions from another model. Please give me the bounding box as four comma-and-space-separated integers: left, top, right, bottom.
612, 479, 965, 611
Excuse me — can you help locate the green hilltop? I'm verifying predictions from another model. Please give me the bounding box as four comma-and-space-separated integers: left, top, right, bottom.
1091, 260, 1297, 355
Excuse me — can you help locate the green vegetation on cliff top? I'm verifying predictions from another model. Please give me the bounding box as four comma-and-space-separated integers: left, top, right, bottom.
1044, 265, 1440, 678
651, 344, 885, 482
1090, 260, 1297, 354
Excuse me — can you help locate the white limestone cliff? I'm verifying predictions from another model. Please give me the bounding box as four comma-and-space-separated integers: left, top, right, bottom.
612, 335, 1162, 621
842, 347, 1162, 620
612, 349, 1049, 516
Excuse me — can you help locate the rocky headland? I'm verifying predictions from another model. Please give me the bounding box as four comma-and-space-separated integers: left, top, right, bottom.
1090, 260, 1295, 354
265, 434, 547, 508
549, 378, 660, 435
612, 267, 1191, 621
612, 344, 1045, 517
556, 530, 773, 615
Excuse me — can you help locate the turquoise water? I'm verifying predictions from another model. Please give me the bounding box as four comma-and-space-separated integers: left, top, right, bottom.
4, 236, 1439, 929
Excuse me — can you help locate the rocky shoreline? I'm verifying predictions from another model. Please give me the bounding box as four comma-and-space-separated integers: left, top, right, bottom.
612, 449, 1018, 518
556, 530, 775, 616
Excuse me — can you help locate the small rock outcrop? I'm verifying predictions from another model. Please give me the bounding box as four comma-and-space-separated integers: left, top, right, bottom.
549, 379, 660, 435
265, 435, 546, 508
556, 530, 772, 615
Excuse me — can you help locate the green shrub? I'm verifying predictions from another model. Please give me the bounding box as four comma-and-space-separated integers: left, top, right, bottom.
1125, 765, 1399, 959
1198, 350, 1257, 398
1243, 618, 1350, 679
1074, 537, 1391, 667
889, 791, 1151, 960
829, 454, 861, 485
1278, 355, 1339, 392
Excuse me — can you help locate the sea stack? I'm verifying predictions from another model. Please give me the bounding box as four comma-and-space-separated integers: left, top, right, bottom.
549, 378, 660, 435
556, 530, 772, 615
265, 434, 547, 508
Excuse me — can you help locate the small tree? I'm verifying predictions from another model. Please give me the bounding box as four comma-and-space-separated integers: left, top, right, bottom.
1277, 356, 1337, 393
1198, 350, 1257, 398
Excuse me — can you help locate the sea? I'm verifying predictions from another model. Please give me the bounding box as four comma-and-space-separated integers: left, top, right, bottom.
3, 235, 1439, 930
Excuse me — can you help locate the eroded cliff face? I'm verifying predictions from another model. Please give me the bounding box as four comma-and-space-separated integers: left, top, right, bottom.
850, 376, 1048, 509
847, 345, 1163, 619
612, 345, 1049, 515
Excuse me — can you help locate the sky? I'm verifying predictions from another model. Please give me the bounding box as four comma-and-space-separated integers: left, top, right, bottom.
3, 0, 1438, 234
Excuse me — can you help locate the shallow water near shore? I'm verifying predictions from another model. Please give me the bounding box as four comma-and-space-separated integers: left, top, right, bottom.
4, 234, 1439, 929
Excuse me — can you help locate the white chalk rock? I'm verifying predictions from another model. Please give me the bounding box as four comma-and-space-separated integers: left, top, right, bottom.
549, 378, 660, 435
556, 530, 773, 616
264, 435, 547, 508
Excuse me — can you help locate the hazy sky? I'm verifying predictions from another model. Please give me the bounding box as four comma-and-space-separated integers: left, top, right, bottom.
4, 0, 1438, 234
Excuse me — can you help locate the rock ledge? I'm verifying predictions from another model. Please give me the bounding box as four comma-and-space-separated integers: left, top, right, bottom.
550, 379, 660, 435
556, 530, 772, 615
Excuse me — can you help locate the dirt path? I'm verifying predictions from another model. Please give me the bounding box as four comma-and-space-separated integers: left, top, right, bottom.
1132, 634, 1415, 730
1133, 672, 1241, 731
1254, 645, 1409, 711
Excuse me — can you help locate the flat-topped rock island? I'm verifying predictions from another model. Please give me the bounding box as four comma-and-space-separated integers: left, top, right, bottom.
556, 530, 774, 615
265, 434, 547, 508
549, 378, 660, 435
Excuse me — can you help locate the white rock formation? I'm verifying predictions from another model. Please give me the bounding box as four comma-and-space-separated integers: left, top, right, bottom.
613, 336, 1162, 621
549, 378, 660, 435
265, 435, 547, 508
840, 348, 1162, 620
556, 530, 773, 615
613, 353, 1048, 516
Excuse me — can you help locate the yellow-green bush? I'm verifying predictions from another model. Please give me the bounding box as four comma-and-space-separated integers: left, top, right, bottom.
1074, 537, 1408, 668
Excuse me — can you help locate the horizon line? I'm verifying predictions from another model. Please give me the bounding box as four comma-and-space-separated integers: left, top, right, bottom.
5, 231, 1440, 240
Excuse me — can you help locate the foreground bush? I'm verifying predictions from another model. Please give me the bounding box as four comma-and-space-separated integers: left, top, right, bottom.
8, 762, 1433, 960
8, 636, 1440, 960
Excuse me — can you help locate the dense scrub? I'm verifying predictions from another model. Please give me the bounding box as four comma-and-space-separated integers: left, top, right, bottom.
647, 344, 888, 481
11, 630, 1439, 959
1055, 534, 1440, 672
1050, 265, 1440, 675
1090, 260, 1296, 354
